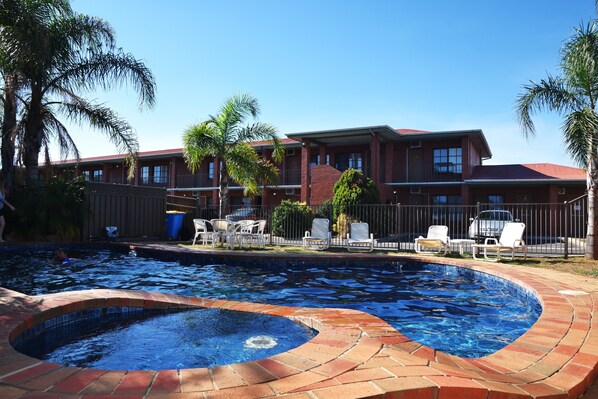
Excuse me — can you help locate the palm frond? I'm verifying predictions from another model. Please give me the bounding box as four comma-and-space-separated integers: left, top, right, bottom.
562, 107, 598, 167
59, 97, 138, 155
561, 21, 598, 105
48, 50, 156, 108
182, 121, 218, 172
515, 76, 577, 137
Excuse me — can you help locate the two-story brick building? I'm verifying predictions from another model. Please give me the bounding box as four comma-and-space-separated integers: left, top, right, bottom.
48, 125, 586, 208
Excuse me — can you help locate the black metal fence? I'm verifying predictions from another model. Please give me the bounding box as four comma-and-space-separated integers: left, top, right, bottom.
84, 182, 166, 240
186, 196, 588, 257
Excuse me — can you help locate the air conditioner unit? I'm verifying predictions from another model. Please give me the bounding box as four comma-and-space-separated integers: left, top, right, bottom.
285, 188, 294, 195
286, 149, 296, 156
410, 140, 421, 148
410, 186, 421, 194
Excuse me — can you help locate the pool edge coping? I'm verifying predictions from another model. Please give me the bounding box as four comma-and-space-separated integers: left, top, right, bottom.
0, 244, 596, 398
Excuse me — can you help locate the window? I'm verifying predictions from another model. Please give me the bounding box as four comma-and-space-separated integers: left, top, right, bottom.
335, 153, 362, 171
153, 165, 168, 184
81, 170, 90, 181
433, 148, 462, 174
208, 161, 214, 179
140, 166, 149, 184
92, 169, 103, 182
432, 195, 462, 223
310, 154, 320, 166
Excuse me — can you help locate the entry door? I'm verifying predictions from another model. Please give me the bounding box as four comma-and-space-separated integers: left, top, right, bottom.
408, 149, 423, 181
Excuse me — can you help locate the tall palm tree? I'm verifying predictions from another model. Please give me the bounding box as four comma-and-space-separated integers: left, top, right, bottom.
0, 0, 72, 190
19, 12, 155, 185
0, 0, 156, 186
183, 94, 284, 217
516, 21, 598, 259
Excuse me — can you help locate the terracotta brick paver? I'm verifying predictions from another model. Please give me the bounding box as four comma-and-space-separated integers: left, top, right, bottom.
1, 246, 598, 398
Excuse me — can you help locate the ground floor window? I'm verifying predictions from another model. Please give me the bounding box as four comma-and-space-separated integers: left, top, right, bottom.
432, 195, 462, 223
473, 194, 505, 205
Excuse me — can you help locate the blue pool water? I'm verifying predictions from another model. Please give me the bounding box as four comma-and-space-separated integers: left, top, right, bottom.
0, 246, 542, 357
14, 308, 315, 370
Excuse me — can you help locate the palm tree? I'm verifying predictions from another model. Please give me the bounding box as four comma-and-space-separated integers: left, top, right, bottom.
0, 0, 73, 190
516, 21, 598, 259
0, 0, 156, 186
183, 94, 284, 217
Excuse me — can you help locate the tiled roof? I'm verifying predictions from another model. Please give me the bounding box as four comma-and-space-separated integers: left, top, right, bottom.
471, 163, 585, 180
395, 128, 429, 134
54, 138, 301, 165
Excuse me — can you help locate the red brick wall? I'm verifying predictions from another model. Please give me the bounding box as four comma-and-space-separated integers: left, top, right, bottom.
310, 165, 342, 205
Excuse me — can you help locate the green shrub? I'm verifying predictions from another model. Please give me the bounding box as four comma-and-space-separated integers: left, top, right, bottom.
10, 175, 88, 241
332, 169, 380, 219
271, 200, 314, 239
315, 200, 333, 220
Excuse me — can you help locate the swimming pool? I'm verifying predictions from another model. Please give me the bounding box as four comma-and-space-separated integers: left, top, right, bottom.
0, 245, 541, 357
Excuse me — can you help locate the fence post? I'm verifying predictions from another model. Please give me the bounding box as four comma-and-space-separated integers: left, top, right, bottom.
396, 203, 401, 251
564, 200, 569, 259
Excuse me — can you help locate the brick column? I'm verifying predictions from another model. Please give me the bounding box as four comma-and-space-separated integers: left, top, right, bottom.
102, 163, 109, 183
370, 132, 381, 189
461, 136, 470, 180
300, 140, 311, 203
133, 162, 140, 186
319, 145, 327, 165
169, 157, 176, 189
385, 141, 394, 183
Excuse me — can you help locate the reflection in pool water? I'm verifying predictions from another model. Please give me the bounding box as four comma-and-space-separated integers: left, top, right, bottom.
0, 247, 542, 357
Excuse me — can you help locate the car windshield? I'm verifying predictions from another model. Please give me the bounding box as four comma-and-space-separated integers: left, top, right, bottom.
478, 211, 512, 221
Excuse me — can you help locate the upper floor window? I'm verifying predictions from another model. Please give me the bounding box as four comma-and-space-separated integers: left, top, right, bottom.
335, 152, 362, 171
208, 161, 214, 179
433, 148, 462, 174
140, 166, 149, 184
153, 165, 168, 184
310, 154, 320, 166
92, 169, 103, 182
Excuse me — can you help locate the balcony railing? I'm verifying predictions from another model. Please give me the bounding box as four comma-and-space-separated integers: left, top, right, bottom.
394, 165, 463, 183
173, 169, 301, 189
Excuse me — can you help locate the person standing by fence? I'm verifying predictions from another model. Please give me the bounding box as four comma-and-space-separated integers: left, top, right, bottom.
0, 182, 15, 242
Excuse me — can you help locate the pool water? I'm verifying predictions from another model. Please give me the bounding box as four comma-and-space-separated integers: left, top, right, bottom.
0, 247, 542, 357
14, 308, 315, 370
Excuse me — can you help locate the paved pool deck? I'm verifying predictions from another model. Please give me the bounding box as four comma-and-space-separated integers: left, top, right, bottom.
0, 244, 597, 398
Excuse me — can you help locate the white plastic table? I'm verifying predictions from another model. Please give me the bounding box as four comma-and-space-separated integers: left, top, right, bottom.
450, 239, 475, 255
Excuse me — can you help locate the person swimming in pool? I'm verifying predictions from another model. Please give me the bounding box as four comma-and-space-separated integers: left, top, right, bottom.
53, 248, 73, 264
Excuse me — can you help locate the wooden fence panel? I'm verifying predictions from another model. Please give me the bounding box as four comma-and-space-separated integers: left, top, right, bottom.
83, 182, 166, 240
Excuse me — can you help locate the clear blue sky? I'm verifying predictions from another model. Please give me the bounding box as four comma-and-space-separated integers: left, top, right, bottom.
64, 0, 594, 167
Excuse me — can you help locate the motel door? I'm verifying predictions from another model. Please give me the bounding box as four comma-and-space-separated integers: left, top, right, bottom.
408, 148, 423, 181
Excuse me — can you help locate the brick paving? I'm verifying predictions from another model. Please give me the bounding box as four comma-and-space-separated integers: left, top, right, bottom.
0, 247, 597, 398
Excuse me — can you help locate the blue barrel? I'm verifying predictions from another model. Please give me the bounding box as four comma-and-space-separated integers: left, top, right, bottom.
166, 212, 185, 240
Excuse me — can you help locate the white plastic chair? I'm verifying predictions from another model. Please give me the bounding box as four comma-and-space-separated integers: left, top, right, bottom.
239, 219, 267, 248
472, 222, 527, 262
347, 222, 374, 252
192, 219, 212, 246
303, 218, 331, 250
414, 225, 450, 255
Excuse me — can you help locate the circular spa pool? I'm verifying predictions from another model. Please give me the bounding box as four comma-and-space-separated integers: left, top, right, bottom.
0, 246, 542, 358
13, 308, 315, 370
